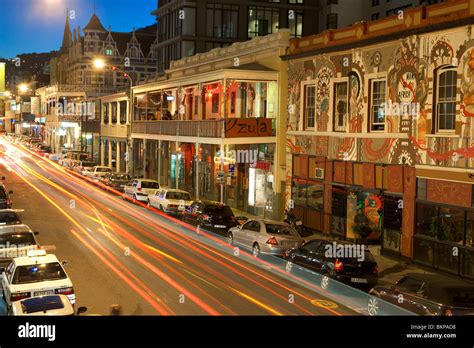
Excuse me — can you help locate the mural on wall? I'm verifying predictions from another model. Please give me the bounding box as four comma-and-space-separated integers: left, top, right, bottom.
347, 190, 383, 242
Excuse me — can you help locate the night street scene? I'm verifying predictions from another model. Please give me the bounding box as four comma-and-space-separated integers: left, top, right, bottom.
0, 0, 474, 345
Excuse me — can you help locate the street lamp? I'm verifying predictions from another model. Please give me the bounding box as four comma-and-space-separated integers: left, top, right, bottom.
18, 84, 28, 94
93, 59, 134, 174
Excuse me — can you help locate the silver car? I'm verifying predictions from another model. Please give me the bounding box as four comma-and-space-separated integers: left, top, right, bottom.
228, 219, 304, 257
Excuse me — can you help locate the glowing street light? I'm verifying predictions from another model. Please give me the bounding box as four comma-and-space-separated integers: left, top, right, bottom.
19, 84, 28, 93
93, 58, 106, 70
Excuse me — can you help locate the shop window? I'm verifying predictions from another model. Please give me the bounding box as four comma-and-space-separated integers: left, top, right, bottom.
304, 85, 316, 129
307, 182, 324, 211
416, 203, 465, 243
333, 81, 348, 132
291, 179, 307, 207
332, 187, 347, 237
434, 66, 457, 132
369, 78, 386, 131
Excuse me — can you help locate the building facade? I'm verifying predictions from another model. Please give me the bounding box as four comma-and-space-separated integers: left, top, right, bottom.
284, 0, 474, 278
153, 0, 319, 74
131, 30, 291, 219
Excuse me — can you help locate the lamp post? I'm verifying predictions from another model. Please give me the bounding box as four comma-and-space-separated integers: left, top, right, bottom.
93, 58, 134, 174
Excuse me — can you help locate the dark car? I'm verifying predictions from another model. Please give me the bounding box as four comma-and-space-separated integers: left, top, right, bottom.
182, 201, 238, 236
0, 210, 22, 226
35, 145, 52, 157
101, 173, 131, 192
369, 273, 474, 316
284, 238, 378, 290
0, 186, 13, 209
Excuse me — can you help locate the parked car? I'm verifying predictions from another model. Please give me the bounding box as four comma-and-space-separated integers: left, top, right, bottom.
182, 201, 238, 236
369, 273, 474, 315
34, 145, 52, 157
72, 161, 97, 175
0, 185, 13, 209
0, 250, 75, 308
84, 166, 112, 180
228, 219, 304, 257
0, 227, 40, 267
123, 179, 160, 202
0, 209, 22, 226
284, 239, 379, 289
147, 188, 192, 215
100, 173, 131, 192
59, 151, 89, 168
10, 295, 87, 316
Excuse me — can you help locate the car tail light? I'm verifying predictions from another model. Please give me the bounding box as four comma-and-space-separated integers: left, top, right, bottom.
56, 287, 74, 295
334, 259, 344, 272
266, 237, 279, 246
168, 204, 178, 208
11, 292, 30, 302
445, 309, 453, 316
202, 214, 211, 221
6, 199, 11, 207
373, 265, 379, 274
137, 187, 142, 192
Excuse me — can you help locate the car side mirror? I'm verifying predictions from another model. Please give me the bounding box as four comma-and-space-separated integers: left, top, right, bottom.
77, 306, 88, 315
1, 176, 5, 180
8, 191, 13, 195
61, 260, 69, 266
34, 231, 40, 236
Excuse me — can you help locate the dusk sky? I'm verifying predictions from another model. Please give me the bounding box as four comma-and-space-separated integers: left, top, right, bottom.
0, 0, 156, 58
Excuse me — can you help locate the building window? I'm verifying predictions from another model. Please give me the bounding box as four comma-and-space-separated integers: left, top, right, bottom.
248, 6, 280, 38
326, 13, 338, 29
230, 92, 236, 113
120, 101, 127, 124
327, 0, 338, 4
105, 48, 113, 56
435, 67, 457, 132
206, 3, 239, 39
372, 0, 379, 6
369, 78, 386, 131
371, 13, 380, 20
289, 10, 303, 38
304, 85, 316, 129
333, 81, 348, 132
289, 0, 304, 3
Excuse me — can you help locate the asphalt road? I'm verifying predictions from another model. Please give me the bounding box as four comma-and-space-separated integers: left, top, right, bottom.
0, 139, 360, 316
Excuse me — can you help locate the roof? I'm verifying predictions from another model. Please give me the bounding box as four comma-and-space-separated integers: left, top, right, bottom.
14, 253, 59, 267
84, 13, 106, 32
110, 31, 156, 56
227, 63, 276, 72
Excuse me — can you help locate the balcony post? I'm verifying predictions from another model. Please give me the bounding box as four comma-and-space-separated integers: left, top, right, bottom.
100, 139, 105, 166
116, 141, 121, 173
195, 142, 200, 200
108, 140, 113, 169
143, 139, 147, 178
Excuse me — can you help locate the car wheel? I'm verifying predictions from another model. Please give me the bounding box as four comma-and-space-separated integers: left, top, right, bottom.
227, 232, 233, 245
252, 243, 260, 257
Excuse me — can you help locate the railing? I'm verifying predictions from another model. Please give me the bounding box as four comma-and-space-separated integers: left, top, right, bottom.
132, 120, 223, 138
45, 84, 120, 96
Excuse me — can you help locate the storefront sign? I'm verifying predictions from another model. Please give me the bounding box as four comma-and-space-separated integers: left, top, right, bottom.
225, 118, 272, 138
251, 161, 270, 171
30, 97, 40, 115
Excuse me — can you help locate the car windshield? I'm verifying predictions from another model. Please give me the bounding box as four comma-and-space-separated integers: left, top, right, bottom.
0, 233, 36, 246
13, 262, 67, 284
265, 224, 299, 236
205, 205, 233, 216
0, 212, 21, 225
141, 181, 159, 189
167, 192, 191, 200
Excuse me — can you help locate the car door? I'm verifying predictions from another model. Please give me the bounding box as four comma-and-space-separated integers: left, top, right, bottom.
243, 221, 261, 247
186, 203, 203, 225
149, 190, 161, 208
2, 261, 15, 302
292, 240, 322, 270
235, 221, 254, 244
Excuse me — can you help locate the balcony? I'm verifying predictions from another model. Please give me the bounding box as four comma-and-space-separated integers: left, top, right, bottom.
131, 118, 275, 139
132, 120, 222, 138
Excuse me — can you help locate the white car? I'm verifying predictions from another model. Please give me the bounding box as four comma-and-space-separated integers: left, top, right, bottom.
11, 294, 87, 316
0, 225, 40, 263
0, 250, 75, 308
85, 166, 112, 180
147, 188, 192, 215
123, 179, 160, 202
72, 161, 97, 175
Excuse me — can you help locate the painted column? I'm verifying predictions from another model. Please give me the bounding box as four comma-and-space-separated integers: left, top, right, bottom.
108, 139, 113, 168
116, 141, 121, 173
195, 142, 200, 200
100, 139, 105, 166
142, 139, 147, 178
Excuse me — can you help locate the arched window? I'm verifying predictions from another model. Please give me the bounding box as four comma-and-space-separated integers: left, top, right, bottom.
434, 66, 457, 132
